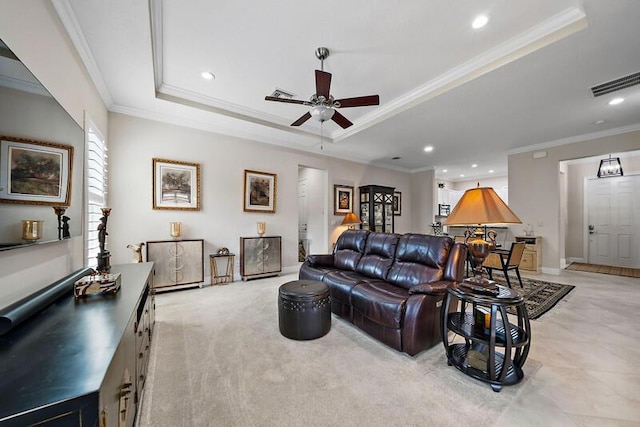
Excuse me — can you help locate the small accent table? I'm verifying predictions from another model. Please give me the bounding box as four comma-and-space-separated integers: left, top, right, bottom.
441, 281, 531, 392
209, 253, 235, 285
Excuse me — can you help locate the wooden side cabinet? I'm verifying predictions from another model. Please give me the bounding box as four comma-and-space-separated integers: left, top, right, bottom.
240, 236, 282, 280
146, 239, 204, 290
515, 236, 542, 272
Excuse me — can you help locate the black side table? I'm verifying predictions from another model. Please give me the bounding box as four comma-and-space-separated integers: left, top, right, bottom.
441, 282, 531, 392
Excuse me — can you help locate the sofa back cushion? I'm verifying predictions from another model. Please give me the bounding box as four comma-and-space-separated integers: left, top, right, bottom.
356, 232, 399, 280
333, 229, 369, 271
386, 234, 453, 289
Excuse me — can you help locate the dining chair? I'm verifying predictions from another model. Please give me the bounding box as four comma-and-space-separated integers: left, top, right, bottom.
482, 242, 526, 288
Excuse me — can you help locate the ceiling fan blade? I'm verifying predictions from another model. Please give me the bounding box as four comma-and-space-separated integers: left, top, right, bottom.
315, 70, 332, 99
331, 111, 353, 129
335, 95, 380, 108
265, 96, 308, 105
291, 112, 312, 126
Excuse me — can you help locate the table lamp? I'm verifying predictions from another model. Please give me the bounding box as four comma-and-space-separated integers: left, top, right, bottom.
443, 184, 521, 288
341, 212, 361, 229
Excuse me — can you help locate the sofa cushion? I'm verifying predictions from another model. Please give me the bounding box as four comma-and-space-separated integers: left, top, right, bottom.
351, 280, 409, 329
333, 229, 369, 271
323, 270, 367, 305
355, 233, 399, 280
299, 263, 333, 282
387, 234, 453, 290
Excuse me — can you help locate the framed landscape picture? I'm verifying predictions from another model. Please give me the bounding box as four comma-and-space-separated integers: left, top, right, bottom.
0, 136, 73, 205
393, 191, 402, 216
244, 169, 277, 213
334, 184, 354, 215
153, 158, 201, 210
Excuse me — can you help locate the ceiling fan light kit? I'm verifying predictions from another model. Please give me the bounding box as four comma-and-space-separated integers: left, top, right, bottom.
265, 47, 380, 129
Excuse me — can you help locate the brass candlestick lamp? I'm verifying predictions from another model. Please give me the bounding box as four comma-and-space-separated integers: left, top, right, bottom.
443, 184, 522, 288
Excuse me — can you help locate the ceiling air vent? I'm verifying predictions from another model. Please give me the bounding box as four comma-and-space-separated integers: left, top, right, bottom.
591, 71, 640, 97
270, 88, 296, 99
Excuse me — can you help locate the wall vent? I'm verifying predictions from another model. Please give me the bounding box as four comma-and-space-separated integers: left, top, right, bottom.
591, 71, 640, 97
270, 88, 296, 99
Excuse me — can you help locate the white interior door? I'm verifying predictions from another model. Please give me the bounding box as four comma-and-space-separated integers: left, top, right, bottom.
587, 176, 640, 267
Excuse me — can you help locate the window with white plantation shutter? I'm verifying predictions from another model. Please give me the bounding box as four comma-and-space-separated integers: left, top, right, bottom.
85, 120, 107, 268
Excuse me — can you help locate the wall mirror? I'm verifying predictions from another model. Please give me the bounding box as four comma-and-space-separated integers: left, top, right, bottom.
0, 38, 84, 251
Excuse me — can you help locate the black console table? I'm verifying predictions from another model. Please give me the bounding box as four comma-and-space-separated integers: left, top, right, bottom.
0, 263, 155, 426
441, 282, 531, 392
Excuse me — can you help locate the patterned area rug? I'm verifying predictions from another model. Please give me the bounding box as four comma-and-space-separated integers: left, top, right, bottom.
489, 275, 575, 320
566, 262, 640, 278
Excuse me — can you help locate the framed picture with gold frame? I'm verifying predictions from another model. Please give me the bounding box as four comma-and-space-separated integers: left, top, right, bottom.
393, 191, 402, 216
152, 158, 201, 210
0, 136, 73, 206
244, 169, 277, 213
334, 184, 354, 215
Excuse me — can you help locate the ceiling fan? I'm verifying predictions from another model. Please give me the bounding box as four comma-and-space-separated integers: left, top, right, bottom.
265, 47, 380, 129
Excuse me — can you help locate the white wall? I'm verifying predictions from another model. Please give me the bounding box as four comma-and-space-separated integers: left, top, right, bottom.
107, 113, 414, 280
509, 130, 640, 273
410, 169, 435, 233
0, 1, 108, 308
298, 167, 326, 255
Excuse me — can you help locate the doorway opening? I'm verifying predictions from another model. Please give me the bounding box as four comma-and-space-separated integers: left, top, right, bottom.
298, 166, 328, 262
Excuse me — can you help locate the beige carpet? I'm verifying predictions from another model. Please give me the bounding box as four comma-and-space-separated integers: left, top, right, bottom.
566, 262, 640, 278
139, 274, 540, 427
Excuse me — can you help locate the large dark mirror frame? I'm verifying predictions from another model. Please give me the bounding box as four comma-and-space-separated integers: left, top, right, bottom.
0, 38, 84, 251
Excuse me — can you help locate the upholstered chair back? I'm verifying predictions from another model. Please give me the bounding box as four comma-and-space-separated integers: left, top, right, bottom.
332, 229, 369, 271
386, 234, 454, 289
356, 232, 400, 280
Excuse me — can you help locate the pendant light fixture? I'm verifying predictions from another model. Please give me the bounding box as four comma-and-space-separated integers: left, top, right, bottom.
597, 154, 623, 178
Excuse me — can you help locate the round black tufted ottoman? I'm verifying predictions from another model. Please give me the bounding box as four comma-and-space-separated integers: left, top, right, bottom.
278, 280, 331, 340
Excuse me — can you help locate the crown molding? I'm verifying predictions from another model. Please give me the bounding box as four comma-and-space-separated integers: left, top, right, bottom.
52, 0, 113, 108
0, 75, 51, 97
507, 123, 640, 155
333, 6, 587, 143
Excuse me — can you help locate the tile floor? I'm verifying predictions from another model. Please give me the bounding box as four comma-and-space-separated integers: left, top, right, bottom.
494, 269, 640, 426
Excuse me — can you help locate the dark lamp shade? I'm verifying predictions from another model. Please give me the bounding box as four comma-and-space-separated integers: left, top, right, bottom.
341, 212, 361, 226
443, 187, 522, 226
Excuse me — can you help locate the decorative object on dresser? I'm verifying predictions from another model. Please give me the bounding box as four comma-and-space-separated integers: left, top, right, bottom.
146, 239, 204, 290
127, 242, 145, 263
257, 221, 266, 236
333, 184, 354, 215
441, 282, 531, 392
73, 271, 121, 298
170, 221, 182, 238
240, 236, 282, 280
53, 206, 70, 239
514, 236, 542, 272
0, 136, 73, 205
21, 219, 44, 242
210, 252, 235, 285
443, 184, 522, 289
96, 207, 112, 273
0, 263, 155, 426
152, 158, 201, 211
244, 169, 277, 213
359, 185, 395, 233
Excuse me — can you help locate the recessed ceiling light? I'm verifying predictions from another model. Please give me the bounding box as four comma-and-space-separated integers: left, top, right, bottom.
608, 97, 624, 105
442, 169, 448, 173
424, 146, 434, 152
460, 174, 465, 178
201, 71, 215, 80
593, 119, 606, 125
472, 15, 489, 29
471, 164, 478, 168
489, 169, 495, 173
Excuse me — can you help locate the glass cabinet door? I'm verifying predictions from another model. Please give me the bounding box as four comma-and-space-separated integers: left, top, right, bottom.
359, 185, 395, 234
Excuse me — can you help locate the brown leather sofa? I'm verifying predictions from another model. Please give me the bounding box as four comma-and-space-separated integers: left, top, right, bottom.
299, 229, 467, 356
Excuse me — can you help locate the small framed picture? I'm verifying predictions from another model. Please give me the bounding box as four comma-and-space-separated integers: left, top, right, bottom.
244, 169, 277, 213
153, 158, 201, 210
334, 185, 354, 215
0, 136, 73, 206
393, 191, 402, 216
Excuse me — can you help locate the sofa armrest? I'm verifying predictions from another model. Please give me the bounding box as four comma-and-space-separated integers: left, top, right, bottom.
306, 254, 334, 267
408, 280, 452, 296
